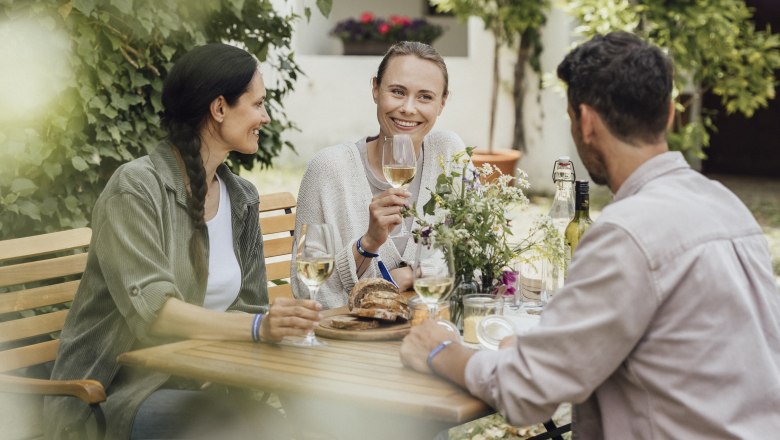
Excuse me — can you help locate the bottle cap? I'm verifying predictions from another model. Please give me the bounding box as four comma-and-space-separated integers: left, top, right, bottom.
557, 156, 571, 163
575, 180, 589, 192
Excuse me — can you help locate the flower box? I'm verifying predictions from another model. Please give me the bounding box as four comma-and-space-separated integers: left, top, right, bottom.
341, 40, 394, 56
331, 12, 444, 56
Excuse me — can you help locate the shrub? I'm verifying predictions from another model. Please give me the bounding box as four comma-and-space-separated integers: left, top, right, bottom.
0, 0, 326, 239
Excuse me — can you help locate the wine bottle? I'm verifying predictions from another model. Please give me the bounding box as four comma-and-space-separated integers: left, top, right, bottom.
545, 157, 576, 297
564, 180, 593, 264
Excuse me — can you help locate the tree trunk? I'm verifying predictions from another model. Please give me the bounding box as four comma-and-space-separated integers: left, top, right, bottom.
512, 30, 532, 152
488, 36, 500, 153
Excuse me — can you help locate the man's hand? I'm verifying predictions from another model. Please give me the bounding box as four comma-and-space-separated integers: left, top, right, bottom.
400, 320, 459, 374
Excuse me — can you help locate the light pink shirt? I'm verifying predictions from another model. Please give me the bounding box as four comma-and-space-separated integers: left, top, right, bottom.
465, 152, 780, 439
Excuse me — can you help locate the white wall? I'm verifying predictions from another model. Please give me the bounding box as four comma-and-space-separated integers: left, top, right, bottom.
276, 3, 582, 194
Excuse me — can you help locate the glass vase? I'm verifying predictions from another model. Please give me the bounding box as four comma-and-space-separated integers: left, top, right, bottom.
450, 275, 479, 331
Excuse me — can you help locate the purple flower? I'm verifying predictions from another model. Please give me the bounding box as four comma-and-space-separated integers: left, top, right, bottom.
421, 225, 433, 238
501, 270, 518, 286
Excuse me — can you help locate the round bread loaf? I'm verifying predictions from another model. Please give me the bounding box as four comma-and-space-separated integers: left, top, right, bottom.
348, 278, 411, 322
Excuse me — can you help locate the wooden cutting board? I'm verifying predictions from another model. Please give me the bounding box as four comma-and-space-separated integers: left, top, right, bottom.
314, 306, 410, 341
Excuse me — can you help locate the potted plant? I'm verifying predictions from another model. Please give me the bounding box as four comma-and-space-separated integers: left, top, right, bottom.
431, 0, 551, 175
330, 12, 444, 56
410, 147, 564, 326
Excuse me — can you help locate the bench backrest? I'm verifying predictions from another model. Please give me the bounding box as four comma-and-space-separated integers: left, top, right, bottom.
0, 228, 91, 373
259, 192, 296, 303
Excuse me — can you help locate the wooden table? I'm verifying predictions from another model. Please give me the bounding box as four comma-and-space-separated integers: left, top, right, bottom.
118, 337, 493, 438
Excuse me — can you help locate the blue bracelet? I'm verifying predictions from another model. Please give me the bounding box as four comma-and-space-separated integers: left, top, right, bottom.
356, 237, 380, 258
252, 313, 263, 343
426, 340, 454, 374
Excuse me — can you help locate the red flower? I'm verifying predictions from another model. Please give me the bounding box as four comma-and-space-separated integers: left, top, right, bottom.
359, 12, 374, 23
378, 23, 390, 34
389, 15, 411, 26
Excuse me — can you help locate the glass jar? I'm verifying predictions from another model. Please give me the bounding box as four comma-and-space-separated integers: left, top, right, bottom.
462, 294, 499, 344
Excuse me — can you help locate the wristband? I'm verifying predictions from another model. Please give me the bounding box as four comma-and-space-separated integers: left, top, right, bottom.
426, 340, 454, 374
356, 236, 380, 258
251, 313, 263, 343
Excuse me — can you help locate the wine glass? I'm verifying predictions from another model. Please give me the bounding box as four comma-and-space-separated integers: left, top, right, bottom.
382, 134, 417, 237
412, 236, 458, 335
293, 223, 335, 347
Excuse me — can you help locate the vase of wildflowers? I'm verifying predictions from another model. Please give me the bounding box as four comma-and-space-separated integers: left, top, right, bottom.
411, 147, 564, 327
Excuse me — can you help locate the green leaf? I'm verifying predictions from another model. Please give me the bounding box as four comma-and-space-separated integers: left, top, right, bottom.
18, 200, 41, 221
64, 196, 79, 212
72, 156, 89, 171
11, 178, 38, 195
423, 197, 437, 216
316, 0, 332, 18
3, 193, 19, 205
72, 0, 96, 16
110, 0, 133, 15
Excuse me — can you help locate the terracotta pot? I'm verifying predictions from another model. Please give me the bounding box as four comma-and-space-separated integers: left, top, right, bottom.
471, 149, 523, 179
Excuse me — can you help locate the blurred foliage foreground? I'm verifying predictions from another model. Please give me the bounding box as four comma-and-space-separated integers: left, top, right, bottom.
0, 0, 330, 239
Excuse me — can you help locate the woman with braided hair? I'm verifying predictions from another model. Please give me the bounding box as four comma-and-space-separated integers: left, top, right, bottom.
45, 43, 318, 440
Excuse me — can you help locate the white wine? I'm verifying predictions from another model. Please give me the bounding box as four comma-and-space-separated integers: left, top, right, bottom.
564, 180, 593, 264
382, 166, 416, 188
413, 276, 454, 303
296, 257, 335, 287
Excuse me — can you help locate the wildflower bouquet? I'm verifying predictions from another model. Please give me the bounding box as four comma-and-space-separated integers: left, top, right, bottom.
330, 12, 444, 45
411, 147, 564, 323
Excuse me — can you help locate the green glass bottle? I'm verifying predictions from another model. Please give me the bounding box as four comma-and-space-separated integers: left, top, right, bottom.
564, 180, 593, 264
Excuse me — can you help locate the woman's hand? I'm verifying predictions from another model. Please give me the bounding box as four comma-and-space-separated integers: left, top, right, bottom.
260, 297, 322, 343
390, 266, 413, 292
362, 188, 410, 252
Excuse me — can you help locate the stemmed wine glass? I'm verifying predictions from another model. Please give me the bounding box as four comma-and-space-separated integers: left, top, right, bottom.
412, 236, 459, 335
382, 134, 417, 237
293, 223, 335, 346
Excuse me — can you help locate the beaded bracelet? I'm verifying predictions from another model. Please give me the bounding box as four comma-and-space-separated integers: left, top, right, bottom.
251, 313, 263, 343
426, 340, 454, 375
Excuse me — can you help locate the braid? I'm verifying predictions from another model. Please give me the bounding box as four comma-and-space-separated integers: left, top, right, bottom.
160, 43, 260, 283
169, 124, 208, 281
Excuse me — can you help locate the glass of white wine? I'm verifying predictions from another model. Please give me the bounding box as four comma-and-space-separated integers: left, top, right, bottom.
412, 236, 456, 330
294, 223, 335, 347
382, 134, 416, 237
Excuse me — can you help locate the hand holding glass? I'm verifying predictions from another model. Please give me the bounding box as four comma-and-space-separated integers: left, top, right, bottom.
294, 223, 335, 346
382, 134, 416, 237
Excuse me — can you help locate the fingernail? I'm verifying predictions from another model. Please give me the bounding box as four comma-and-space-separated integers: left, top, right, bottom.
315, 302, 323, 310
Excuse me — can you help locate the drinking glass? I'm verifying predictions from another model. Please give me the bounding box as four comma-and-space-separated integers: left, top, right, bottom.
412, 237, 457, 334
293, 223, 335, 346
382, 134, 416, 237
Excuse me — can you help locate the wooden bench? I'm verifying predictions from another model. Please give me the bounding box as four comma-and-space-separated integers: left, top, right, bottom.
259, 192, 297, 303
0, 227, 105, 439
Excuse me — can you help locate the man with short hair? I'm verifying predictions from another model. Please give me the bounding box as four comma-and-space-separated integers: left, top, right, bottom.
400, 31, 780, 438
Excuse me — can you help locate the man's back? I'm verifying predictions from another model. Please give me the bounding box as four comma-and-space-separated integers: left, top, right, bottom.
579, 151, 780, 438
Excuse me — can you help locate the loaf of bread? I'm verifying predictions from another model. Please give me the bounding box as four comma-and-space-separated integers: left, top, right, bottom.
348, 278, 411, 322
328, 315, 381, 330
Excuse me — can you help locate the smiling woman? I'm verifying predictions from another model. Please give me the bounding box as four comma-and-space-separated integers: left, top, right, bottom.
292, 41, 467, 309
44, 43, 320, 440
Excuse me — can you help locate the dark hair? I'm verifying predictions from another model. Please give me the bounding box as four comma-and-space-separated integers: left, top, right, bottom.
375, 41, 449, 96
162, 43, 258, 279
557, 31, 673, 144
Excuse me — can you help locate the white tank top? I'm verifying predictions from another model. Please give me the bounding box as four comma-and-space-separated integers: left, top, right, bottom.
203, 174, 241, 311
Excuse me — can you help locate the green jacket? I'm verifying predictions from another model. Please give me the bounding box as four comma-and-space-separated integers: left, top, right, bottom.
45, 143, 268, 439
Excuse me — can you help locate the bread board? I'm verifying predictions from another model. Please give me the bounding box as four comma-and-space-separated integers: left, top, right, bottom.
314, 306, 410, 341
